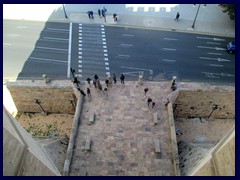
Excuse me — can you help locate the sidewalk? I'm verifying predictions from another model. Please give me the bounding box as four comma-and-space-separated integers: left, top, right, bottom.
3, 4, 235, 37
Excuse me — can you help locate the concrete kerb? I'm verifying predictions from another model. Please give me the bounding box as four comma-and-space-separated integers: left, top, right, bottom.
63, 94, 84, 176
167, 102, 181, 176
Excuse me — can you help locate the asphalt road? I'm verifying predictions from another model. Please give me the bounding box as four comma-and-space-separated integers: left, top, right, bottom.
3, 20, 235, 84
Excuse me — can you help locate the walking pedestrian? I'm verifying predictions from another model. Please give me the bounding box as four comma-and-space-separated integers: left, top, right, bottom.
113, 13, 117, 22
147, 97, 152, 107
98, 83, 103, 92
86, 77, 91, 86
104, 87, 108, 96
73, 77, 80, 87
175, 12, 180, 21
94, 74, 99, 81
87, 88, 91, 97
98, 9, 101, 17
101, 9, 105, 17
120, 74, 125, 84
80, 89, 86, 97
93, 79, 97, 88
113, 74, 117, 84
90, 11, 94, 19
152, 102, 155, 109
105, 79, 109, 87
144, 87, 149, 96
165, 98, 170, 106
87, 11, 91, 19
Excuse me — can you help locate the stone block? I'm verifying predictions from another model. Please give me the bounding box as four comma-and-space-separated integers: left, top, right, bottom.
154, 138, 161, 154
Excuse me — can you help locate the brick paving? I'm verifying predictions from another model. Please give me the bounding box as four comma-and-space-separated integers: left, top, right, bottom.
69, 81, 175, 176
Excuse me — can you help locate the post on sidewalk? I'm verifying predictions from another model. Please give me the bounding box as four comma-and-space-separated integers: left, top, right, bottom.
62, 4, 68, 19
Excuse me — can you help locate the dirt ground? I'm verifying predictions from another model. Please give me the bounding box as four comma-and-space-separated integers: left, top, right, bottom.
15, 112, 74, 138
175, 117, 235, 143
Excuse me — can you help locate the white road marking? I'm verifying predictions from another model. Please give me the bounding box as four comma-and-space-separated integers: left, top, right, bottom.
76, 74, 82, 78
3, 43, 11, 46
106, 72, 110, 75
104, 54, 108, 56
162, 48, 176, 51
102, 35, 106, 37
47, 28, 69, 32
209, 64, 224, 67
17, 26, 27, 29
79, 27, 82, 29
103, 46, 107, 48
79, 40, 82, 43
102, 32, 105, 34
101, 28, 105, 31
199, 57, 230, 62
101, 25, 104, 27
121, 66, 153, 75
207, 52, 222, 55
102, 38, 106, 41
79, 44, 82, 47
78, 52, 82, 54
78, 60, 82, 63
79, 48, 82, 50
67, 22, 73, 78
36, 46, 68, 51
79, 30, 82, 32
202, 72, 234, 78
105, 67, 110, 70
105, 62, 109, 65
78, 65, 82, 68
78, 69, 82, 73
121, 71, 143, 77
103, 49, 107, 52
120, 43, 133, 47
117, 54, 130, 58
79, 33, 82, 36
104, 58, 109, 61
206, 42, 221, 45
8, 34, 20, 37
79, 37, 82, 39
197, 46, 226, 50
122, 34, 134, 37
197, 37, 225, 41
162, 59, 176, 62
78, 56, 82, 59
164, 38, 178, 41
29, 57, 67, 63
43, 37, 68, 41
103, 42, 106, 44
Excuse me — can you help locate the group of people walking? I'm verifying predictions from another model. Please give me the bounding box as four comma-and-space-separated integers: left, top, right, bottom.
87, 7, 118, 22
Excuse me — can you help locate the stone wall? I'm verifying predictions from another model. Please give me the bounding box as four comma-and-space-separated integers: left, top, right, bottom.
6, 80, 76, 114
3, 107, 61, 176
174, 91, 235, 119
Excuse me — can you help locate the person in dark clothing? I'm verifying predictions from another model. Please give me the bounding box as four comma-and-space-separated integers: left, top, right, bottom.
144, 87, 149, 95
86, 78, 91, 86
77, 88, 86, 97
101, 9, 105, 17
147, 97, 152, 107
175, 12, 180, 21
73, 77, 80, 87
87, 11, 91, 19
105, 79, 109, 87
90, 11, 94, 19
93, 79, 97, 88
120, 74, 125, 84
113, 74, 117, 84
152, 102, 155, 109
113, 13, 117, 22
98, 9, 101, 17
87, 88, 91, 97
104, 87, 108, 96
94, 74, 99, 81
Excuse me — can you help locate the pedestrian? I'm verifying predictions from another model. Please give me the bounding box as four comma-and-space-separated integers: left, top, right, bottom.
98, 9, 101, 17
98, 83, 103, 92
105, 79, 109, 87
87, 88, 91, 97
113, 74, 117, 84
73, 77, 80, 87
90, 11, 94, 19
144, 87, 149, 96
152, 102, 155, 109
120, 74, 125, 84
87, 11, 91, 19
175, 12, 180, 21
86, 77, 91, 86
104, 87, 108, 96
93, 79, 97, 88
165, 98, 170, 106
101, 9, 105, 17
80, 89, 86, 97
94, 74, 99, 81
113, 13, 117, 22
147, 97, 152, 107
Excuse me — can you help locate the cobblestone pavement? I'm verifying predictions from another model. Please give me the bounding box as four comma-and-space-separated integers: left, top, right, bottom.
69, 81, 175, 176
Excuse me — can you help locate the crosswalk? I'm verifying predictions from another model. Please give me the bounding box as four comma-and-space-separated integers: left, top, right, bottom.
75, 24, 110, 79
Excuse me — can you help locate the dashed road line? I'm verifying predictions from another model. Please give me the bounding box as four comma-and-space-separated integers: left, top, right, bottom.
36, 46, 68, 51
209, 64, 224, 67
206, 42, 221, 45
47, 28, 69, 32
29, 57, 67, 63
207, 52, 222, 56
122, 34, 134, 37
164, 38, 178, 41
162, 59, 176, 62
161, 48, 176, 51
